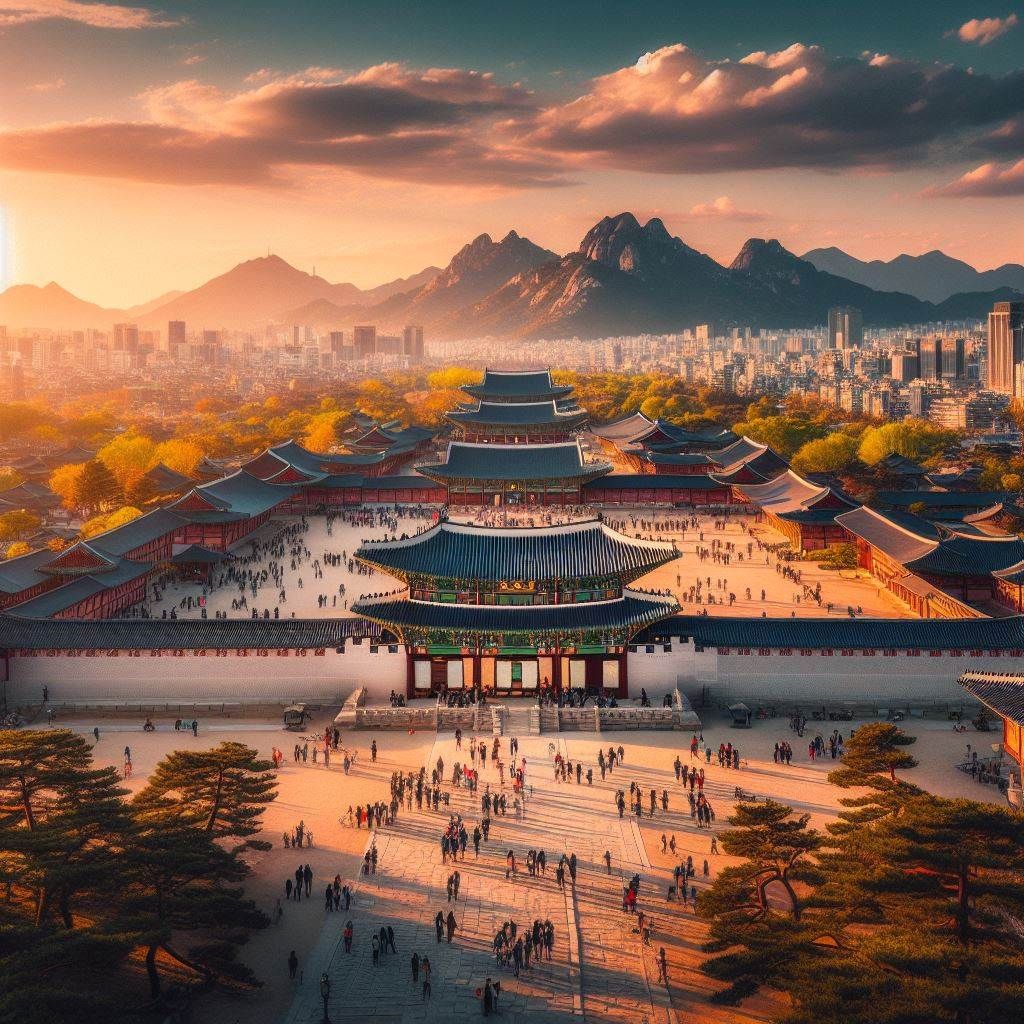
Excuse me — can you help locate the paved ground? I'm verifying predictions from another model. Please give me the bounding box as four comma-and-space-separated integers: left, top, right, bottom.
125, 507, 913, 625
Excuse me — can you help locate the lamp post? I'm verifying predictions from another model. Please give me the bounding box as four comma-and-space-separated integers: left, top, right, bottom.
319, 972, 330, 1024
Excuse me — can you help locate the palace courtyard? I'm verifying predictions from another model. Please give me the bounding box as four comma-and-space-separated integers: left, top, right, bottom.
48, 705, 997, 1024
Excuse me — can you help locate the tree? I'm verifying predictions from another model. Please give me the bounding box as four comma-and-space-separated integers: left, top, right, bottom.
731, 414, 827, 459
96, 434, 156, 495
858, 420, 957, 466
48, 462, 88, 512
4, 542, 31, 560
0, 913, 135, 1024
791, 432, 861, 475
153, 438, 204, 477
698, 801, 824, 1002
302, 410, 351, 452
75, 460, 122, 514
0, 729, 130, 929
133, 742, 276, 855
0, 510, 41, 542
80, 506, 142, 540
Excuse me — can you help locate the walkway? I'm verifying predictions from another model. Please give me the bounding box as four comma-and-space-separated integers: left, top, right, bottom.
282, 733, 674, 1023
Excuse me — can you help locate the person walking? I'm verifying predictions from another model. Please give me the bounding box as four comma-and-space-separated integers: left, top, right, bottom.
657, 946, 669, 985
343, 921, 353, 953
434, 910, 444, 943
288, 950, 298, 980
421, 957, 432, 1001
446, 909, 457, 943
411, 951, 420, 986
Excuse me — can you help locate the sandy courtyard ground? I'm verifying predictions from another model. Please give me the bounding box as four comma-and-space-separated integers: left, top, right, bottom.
124, 508, 913, 625
43, 705, 1002, 1024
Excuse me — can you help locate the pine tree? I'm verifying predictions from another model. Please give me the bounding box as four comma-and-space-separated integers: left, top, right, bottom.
124, 803, 268, 999
0, 729, 130, 928
0, 911, 136, 1024
698, 800, 826, 1003
75, 459, 121, 514
132, 741, 277, 855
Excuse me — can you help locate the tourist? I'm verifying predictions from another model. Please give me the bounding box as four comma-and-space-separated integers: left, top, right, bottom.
288, 950, 298, 980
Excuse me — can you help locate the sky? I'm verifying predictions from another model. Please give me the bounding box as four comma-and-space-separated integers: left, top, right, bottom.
2, 0, 1024, 305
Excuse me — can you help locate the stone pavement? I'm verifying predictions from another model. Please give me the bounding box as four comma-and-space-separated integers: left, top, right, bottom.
282, 733, 676, 1024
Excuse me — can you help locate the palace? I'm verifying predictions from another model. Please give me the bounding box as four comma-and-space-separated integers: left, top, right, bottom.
2, 367, 1024, 713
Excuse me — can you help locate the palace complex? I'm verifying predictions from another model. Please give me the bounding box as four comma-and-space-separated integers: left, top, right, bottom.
1, 368, 1022, 713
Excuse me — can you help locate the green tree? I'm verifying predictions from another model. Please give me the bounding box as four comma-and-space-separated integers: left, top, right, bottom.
790, 432, 861, 475
133, 742, 276, 855
0, 730, 130, 928
731, 414, 827, 459
698, 801, 824, 1002
124, 807, 267, 998
857, 420, 957, 466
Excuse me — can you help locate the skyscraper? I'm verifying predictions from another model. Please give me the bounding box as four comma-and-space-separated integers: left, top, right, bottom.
403, 325, 424, 362
354, 325, 376, 359
167, 320, 187, 360
827, 307, 863, 350
986, 301, 1024, 395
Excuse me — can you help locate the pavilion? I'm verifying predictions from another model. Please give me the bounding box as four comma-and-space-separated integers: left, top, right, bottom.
353, 517, 679, 697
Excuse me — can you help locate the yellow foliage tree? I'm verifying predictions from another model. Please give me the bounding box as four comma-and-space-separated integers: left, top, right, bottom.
80, 506, 143, 540
857, 420, 957, 466
152, 439, 204, 477
97, 434, 156, 495
302, 411, 352, 452
49, 462, 88, 512
5, 541, 31, 559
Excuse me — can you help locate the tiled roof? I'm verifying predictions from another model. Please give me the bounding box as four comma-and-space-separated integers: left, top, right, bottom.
584, 474, 725, 490
836, 506, 938, 563
462, 369, 572, 402
0, 548, 58, 595
876, 490, 1014, 511
735, 470, 856, 515
637, 613, 1024, 650
354, 591, 678, 636
906, 530, 1024, 577
590, 413, 655, 442
0, 614, 380, 650
959, 671, 1024, 724
356, 519, 677, 584
417, 441, 610, 482
447, 400, 587, 427
173, 471, 293, 521
637, 452, 716, 467
9, 559, 153, 617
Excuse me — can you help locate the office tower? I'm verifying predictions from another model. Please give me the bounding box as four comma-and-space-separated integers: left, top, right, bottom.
941, 337, 965, 380
403, 324, 424, 362
329, 331, 346, 358
891, 351, 920, 383
112, 322, 140, 371
986, 301, 1024, 394
827, 306, 863, 349
167, 320, 187, 360
353, 325, 376, 359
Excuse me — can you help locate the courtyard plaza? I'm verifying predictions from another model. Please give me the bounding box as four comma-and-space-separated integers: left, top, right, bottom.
42, 708, 1000, 1024
123, 506, 912, 625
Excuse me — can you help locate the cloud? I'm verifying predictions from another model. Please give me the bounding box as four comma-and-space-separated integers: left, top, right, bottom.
25, 76, 66, 91
0, 65, 562, 190
0, 0, 179, 29
687, 195, 766, 220
528, 42, 1024, 173
928, 159, 1024, 196
955, 14, 1019, 45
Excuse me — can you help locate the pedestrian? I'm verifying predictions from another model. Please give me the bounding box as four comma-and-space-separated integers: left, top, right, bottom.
657, 946, 668, 985
411, 950, 420, 985
435, 910, 444, 943
288, 949, 298, 980
446, 909, 457, 943
422, 957, 432, 1000
371, 934, 380, 967
343, 920, 353, 953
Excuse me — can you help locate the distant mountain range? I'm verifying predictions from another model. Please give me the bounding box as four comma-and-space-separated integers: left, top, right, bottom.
1, 215, 1020, 339
801, 247, 1024, 303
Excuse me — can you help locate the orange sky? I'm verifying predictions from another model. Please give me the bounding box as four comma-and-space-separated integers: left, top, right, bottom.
1, 3, 1023, 306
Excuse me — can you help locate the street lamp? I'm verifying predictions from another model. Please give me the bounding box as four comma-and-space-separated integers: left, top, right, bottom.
319, 972, 330, 1024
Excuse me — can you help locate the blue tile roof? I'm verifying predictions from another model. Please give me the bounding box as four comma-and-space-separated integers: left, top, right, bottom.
418, 442, 610, 482
356, 519, 677, 584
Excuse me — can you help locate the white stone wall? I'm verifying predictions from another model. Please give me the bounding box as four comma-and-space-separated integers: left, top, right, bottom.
6, 641, 406, 705
631, 636, 995, 706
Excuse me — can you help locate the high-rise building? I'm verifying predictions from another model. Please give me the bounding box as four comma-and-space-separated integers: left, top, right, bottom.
353, 325, 376, 359
112, 322, 140, 370
403, 325, 424, 363
328, 331, 346, 357
986, 301, 1024, 395
827, 306, 863, 350
167, 320, 187, 359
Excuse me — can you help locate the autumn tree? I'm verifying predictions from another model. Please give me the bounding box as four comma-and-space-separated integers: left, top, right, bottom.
4, 542, 31, 560
857, 420, 957, 467
80, 506, 143, 540
791, 432, 862, 475
0, 510, 41, 542
76, 460, 122, 514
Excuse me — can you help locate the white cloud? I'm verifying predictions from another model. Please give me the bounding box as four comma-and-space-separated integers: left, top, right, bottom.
955, 14, 1019, 45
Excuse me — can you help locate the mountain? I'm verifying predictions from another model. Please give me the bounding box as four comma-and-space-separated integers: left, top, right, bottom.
0, 282, 121, 330
137, 256, 443, 329
802, 246, 1024, 302
729, 238, 935, 324
122, 289, 185, 319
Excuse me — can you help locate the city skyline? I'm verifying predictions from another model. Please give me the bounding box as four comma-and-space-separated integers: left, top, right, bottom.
3, 1, 1024, 305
